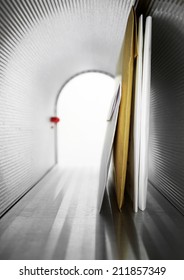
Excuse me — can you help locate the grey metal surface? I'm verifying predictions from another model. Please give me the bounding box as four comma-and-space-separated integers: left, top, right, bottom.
1, 0, 184, 258
0, 166, 184, 260
137, 0, 184, 215
0, 0, 134, 216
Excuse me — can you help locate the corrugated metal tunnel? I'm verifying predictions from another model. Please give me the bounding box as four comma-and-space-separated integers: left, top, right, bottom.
0, 0, 184, 259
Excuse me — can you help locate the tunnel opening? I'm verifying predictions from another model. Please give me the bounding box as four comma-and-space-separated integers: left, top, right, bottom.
56, 72, 115, 170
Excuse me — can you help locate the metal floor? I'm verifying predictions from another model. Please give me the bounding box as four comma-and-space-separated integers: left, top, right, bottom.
0, 166, 184, 260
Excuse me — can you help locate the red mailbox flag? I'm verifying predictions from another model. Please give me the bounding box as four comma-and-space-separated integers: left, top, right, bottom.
50, 117, 60, 123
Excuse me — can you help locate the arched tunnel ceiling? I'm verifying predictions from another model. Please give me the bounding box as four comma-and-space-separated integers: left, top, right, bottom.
1, 0, 184, 217
0, 0, 135, 217
0, 0, 135, 100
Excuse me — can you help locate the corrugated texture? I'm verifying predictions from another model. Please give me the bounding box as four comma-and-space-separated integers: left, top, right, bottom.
0, 0, 134, 216
137, 0, 184, 215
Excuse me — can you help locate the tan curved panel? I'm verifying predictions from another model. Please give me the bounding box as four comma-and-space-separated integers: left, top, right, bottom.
113, 9, 137, 210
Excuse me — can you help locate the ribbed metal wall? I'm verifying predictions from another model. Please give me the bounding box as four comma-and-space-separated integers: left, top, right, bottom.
0, 0, 56, 216
137, 0, 184, 214
0, 0, 134, 216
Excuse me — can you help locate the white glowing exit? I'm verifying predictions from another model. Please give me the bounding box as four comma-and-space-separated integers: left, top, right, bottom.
57, 72, 115, 169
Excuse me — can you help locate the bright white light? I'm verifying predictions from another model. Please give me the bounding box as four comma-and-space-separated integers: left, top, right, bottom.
57, 72, 115, 169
